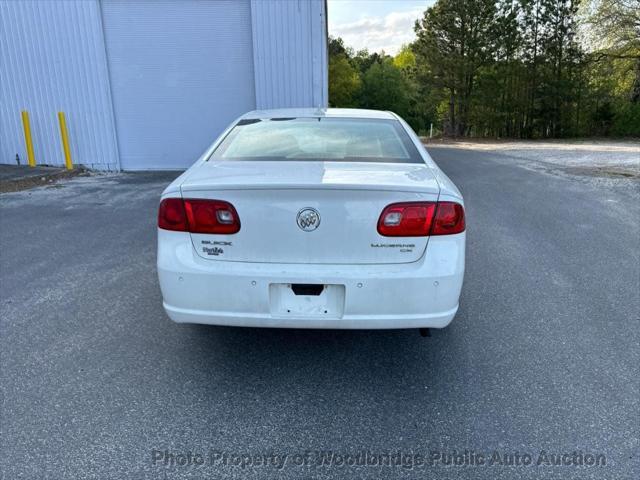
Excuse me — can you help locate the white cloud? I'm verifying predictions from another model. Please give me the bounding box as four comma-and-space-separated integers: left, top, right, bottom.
330, 8, 424, 55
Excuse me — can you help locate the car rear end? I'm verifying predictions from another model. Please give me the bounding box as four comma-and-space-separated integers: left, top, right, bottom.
157, 110, 465, 329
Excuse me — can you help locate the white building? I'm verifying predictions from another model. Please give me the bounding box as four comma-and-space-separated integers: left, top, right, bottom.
0, 0, 328, 170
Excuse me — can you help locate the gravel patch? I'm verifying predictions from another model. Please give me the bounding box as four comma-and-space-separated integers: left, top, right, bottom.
424, 140, 639, 174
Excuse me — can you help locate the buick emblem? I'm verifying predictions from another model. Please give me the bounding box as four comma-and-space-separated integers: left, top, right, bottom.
296, 208, 321, 232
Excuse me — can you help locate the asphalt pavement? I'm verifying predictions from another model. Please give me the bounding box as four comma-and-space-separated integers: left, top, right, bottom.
1, 149, 638, 479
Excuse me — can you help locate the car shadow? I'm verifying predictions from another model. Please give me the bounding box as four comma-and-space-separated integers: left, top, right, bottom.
170, 315, 472, 406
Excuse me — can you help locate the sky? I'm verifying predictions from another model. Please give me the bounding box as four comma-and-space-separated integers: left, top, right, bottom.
327, 0, 436, 56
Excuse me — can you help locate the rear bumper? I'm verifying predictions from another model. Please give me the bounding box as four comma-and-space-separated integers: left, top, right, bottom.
163, 303, 459, 329
157, 229, 465, 330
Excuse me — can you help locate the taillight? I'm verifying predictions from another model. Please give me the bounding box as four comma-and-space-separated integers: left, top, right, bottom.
184, 199, 240, 234
158, 198, 240, 234
431, 202, 465, 235
158, 198, 188, 231
377, 201, 464, 236
378, 202, 437, 236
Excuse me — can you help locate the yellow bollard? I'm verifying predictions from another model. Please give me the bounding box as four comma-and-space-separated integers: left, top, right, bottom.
21, 110, 36, 167
57, 112, 73, 170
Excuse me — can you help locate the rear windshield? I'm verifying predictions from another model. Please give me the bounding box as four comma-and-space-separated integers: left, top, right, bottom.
210, 117, 423, 164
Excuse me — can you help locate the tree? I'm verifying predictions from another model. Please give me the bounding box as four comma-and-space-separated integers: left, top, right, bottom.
359, 59, 411, 118
328, 36, 361, 107
328, 53, 361, 107
582, 0, 640, 59
580, 1, 640, 135
541, 0, 583, 136
394, 45, 429, 132
414, 0, 498, 135
581, 0, 640, 102
327, 2, 638, 138
473, 0, 523, 137
351, 49, 383, 75
328, 36, 348, 57
393, 44, 416, 70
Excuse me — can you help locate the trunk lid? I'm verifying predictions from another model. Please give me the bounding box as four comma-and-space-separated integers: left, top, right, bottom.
181, 161, 440, 264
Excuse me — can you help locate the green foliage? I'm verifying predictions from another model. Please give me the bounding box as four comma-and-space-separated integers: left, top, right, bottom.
328, 53, 361, 107
351, 49, 383, 75
413, 0, 497, 135
581, 0, 640, 105
581, 0, 640, 57
327, 0, 639, 138
328, 36, 348, 57
393, 45, 416, 70
611, 103, 640, 137
327, 36, 424, 131
360, 59, 410, 117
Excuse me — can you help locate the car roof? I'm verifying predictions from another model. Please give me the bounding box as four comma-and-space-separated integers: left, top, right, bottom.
241, 108, 397, 120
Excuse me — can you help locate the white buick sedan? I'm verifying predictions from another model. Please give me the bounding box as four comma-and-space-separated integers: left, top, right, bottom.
157, 109, 465, 332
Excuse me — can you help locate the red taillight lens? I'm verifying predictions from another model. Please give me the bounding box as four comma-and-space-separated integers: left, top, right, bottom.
183, 199, 240, 234
377, 202, 437, 236
377, 201, 465, 236
158, 198, 188, 231
158, 198, 240, 234
431, 201, 465, 235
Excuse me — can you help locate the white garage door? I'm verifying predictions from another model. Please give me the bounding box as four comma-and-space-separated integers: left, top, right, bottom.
101, 0, 256, 170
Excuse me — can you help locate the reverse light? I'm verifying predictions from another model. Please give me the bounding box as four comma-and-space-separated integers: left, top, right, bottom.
377, 201, 464, 236
216, 209, 234, 224
158, 198, 240, 234
383, 211, 403, 226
